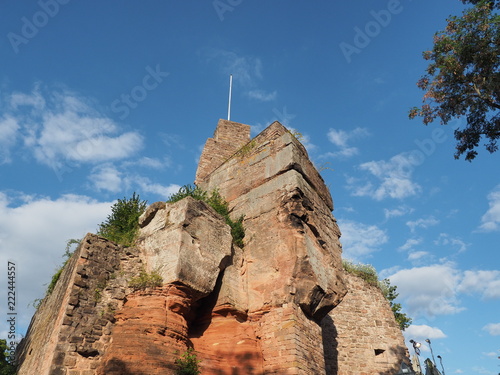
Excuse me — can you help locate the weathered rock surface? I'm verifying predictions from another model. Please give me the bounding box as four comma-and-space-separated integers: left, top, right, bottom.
137, 196, 233, 295
16, 118, 410, 375
194, 120, 348, 373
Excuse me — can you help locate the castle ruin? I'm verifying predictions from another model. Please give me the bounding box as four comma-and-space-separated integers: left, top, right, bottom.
16, 119, 409, 374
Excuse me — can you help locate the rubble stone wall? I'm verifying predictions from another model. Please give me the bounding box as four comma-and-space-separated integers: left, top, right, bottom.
16, 234, 143, 375
324, 273, 409, 375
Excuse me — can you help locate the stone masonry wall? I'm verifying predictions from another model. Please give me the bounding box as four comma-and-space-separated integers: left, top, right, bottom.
324, 273, 409, 375
195, 119, 251, 184
16, 234, 143, 375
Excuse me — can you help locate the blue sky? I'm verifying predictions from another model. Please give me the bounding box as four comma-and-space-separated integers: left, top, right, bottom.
1, 1, 499, 373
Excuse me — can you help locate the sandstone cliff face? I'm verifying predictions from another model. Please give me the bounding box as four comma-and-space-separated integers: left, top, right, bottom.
16, 119, 409, 375
194, 121, 348, 374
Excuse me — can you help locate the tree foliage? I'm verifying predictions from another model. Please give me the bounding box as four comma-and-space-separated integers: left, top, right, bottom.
97, 192, 147, 246
175, 348, 201, 375
343, 260, 412, 331
167, 185, 245, 247
379, 279, 413, 331
0, 340, 16, 375
409, 0, 500, 160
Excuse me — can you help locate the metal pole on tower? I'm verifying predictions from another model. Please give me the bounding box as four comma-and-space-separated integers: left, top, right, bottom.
228, 74, 233, 121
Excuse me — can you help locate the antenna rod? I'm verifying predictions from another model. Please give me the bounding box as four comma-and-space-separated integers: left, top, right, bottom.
227, 74, 233, 121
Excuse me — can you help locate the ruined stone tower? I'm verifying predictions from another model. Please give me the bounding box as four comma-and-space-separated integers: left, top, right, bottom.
16, 119, 408, 375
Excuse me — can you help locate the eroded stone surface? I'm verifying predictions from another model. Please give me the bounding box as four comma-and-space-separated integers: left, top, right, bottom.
137, 196, 232, 296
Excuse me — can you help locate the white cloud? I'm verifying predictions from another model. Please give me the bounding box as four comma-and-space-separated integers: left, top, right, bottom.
0, 192, 112, 336
349, 152, 422, 200
408, 251, 429, 261
10, 86, 46, 111
458, 270, 500, 299
247, 89, 277, 102
326, 127, 369, 159
134, 177, 181, 200
89, 164, 123, 193
0, 116, 19, 163
399, 238, 423, 252
33, 111, 143, 168
384, 205, 414, 219
2, 87, 143, 170
478, 185, 500, 232
338, 219, 388, 261
404, 324, 447, 340
388, 264, 464, 317
205, 49, 263, 87
434, 233, 468, 253
122, 156, 170, 170
406, 216, 439, 233
483, 323, 500, 336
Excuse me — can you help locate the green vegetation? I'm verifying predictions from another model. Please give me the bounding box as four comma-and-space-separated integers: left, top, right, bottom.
167, 185, 245, 247
379, 279, 413, 331
97, 192, 147, 246
409, 0, 500, 160
0, 339, 16, 375
236, 139, 257, 158
342, 260, 379, 287
128, 269, 163, 291
175, 348, 201, 375
46, 238, 81, 297
290, 129, 304, 142
342, 260, 412, 331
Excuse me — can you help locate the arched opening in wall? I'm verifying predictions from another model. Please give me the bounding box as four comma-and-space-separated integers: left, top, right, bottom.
321, 315, 338, 375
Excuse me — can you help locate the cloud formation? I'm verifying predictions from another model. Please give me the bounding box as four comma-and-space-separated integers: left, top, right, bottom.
478, 185, 500, 232
404, 324, 447, 340
458, 270, 500, 299
325, 127, 370, 158
389, 263, 464, 317
1, 86, 143, 171
348, 152, 422, 200
0, 192, 112, 335
406, 217, 439, 233
482, 323, 500, 336
338, 219, 388, 261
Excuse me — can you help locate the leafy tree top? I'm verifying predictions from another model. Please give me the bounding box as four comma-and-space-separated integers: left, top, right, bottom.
97, 192, 147, 246
410, 0, 500, 160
